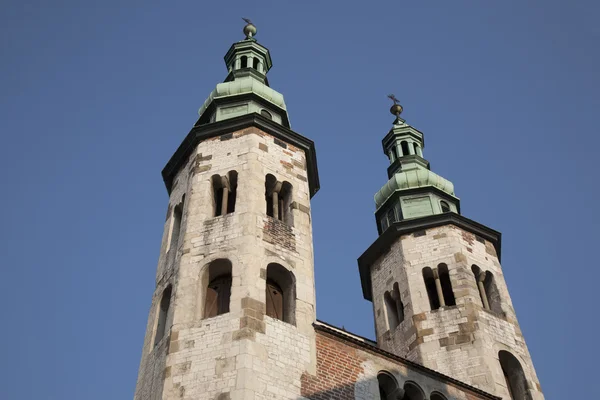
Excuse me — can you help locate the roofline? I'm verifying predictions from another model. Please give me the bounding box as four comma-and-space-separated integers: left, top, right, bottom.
314, 321, 501, 400
357, 212, 502, 300
162, 113, 320, 197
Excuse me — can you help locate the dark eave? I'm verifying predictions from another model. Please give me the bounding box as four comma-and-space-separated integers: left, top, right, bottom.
357, 212, 502, 301
314, 321, 500, 400
161, 113, 320, 197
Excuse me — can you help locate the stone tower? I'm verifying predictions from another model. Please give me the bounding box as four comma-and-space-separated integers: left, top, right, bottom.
357, 100, 544, 399
134, 22, 319, 400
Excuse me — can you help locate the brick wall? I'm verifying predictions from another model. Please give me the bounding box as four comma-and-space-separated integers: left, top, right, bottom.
301, 325, 497, 400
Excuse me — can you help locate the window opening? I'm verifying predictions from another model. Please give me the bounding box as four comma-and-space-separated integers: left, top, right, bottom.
260, 109, 272, 120
240, 56, 248, 68
154, 285, 172, 346
265, 263, 296, 324
401, 140, 409, 156
253, 57, 260, 70
438, 264, 456, 306
499, 351, 531, 400
423, 267, 440, 310
440, 201, 450, 213
203, 259, 232, 319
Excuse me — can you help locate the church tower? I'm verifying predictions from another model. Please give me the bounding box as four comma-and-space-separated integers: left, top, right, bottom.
358, 100, 544, 399
134, 22, 319, 400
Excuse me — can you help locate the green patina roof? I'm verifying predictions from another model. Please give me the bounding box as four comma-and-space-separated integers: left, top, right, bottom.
198, 76, 286, 118
375, 169, 456, 209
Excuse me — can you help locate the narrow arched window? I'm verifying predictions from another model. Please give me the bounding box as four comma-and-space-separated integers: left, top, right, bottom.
154, 285, 172, 346
413, 143, 419, 155
265, 174, 277, 218
423, 267, 440, 310
265, 175, 294, 227
472, 265, 502, 314
167, 196, 185, 264
260, 109, 272, 120
440, 201, 450, 213
377, 372, 400, 400
438, 263, 456, 306
240, 56, 248, 68
484, 271, 502, 314
403, 382, 425, 400
384, 291, 399, 330
212, 172, 237, 217
265, 263, 296, 324
401, 140, 409, 156
203, 259, 232, 319
253, 57, 260, 70
499, 351, 531, 400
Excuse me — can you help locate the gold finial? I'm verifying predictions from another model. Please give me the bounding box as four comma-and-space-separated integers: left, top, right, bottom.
387, 94, 403, 118
242, 18, 257, 38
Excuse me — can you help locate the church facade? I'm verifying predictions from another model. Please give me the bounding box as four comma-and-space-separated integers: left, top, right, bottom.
134, 23, 544, 400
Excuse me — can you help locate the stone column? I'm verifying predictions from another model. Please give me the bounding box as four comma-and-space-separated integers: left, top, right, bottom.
433, 269, 445, 307
221, 187, 229, 216
416, 145, 423, 157
272, 191, 279, 220
478, 274, 490, 310
396, 143, 404, 157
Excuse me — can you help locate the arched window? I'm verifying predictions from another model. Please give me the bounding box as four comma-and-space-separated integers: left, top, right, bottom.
265, 174, 294, 227
377, 372, 400, 400
413, 143, 419, 155
384, 282, 404, 331
260, 109, 272, 120
472, 265, 502, 314
167, 196, 185, 264
253, 57, 260, 70
440, 201, 450, 213
154, 285, 172, 346
401, 140, 409, 156
499, 351, 531, 400
203, 259, 232, 319
438, 264, 456, 306
403, 382, 425, 400
240, 55, 248, 68
423, 267, 440, 310
211, 171, 237, 217
391, 146, 398, 161
265, 263, 296, 324
384, 291, 399, 330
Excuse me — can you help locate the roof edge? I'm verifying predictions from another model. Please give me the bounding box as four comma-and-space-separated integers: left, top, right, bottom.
313, 321, 501, 400
357, 212, 502, 300
161, 113, 319, 197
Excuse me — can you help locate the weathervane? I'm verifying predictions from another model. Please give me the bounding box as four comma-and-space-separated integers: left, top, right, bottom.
387, 94, 403, 122
242, 18, 257, 39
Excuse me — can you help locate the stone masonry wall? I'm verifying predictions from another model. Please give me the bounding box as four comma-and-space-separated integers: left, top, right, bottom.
300, 326, 495, 400
134, 127, 317, 400
369, 225, 543, 399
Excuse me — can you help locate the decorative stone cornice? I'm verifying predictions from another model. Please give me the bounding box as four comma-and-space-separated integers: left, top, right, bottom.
162, 112, 320, 197
357, 212, 502, 301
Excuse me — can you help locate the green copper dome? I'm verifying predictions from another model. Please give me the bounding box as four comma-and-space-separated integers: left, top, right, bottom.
375, 169, 455, 209
198, 76, 287, 118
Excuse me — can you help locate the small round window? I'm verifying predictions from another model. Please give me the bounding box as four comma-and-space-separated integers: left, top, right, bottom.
260, 109, 273, 120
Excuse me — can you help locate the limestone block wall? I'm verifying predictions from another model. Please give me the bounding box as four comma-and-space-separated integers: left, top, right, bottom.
134, 126, 317, 400
369, 225, 543, 399
301, 324, 497, 400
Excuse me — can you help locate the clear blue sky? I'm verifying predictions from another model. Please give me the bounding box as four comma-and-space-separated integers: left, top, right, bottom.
1, 1, 598, 398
